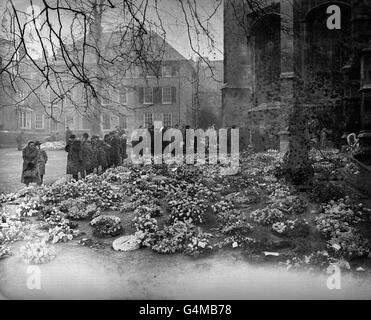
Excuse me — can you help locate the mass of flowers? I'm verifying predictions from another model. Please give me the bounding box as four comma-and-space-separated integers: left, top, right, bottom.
272, 219, 310, 237
270, 196, 308, 215
315, 198, 369, 259
0, 206, 28, 259
150, 221, 206, 254
90, 215, 122, 237
17, 196, 42, 217
250, 207, 285, 225
20, 240, 56, 264
0, 146, 369, 272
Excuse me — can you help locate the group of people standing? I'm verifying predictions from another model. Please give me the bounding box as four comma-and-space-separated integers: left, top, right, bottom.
21, 141, 48, 186
65, 129, 127, 180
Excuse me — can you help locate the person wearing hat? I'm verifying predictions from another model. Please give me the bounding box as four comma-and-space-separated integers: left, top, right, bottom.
82, 132, 94, 175
21, 140, 40, 186
65, 134, 84, 180
35, 141, 48, 185
110, 131, 122, 167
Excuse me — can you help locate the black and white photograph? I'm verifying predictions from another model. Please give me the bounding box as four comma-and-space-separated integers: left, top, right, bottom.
0, 0, 371, 304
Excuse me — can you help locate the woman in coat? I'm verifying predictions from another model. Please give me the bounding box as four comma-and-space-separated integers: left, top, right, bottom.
21, 141, 40, 186
103, 134, 113, 168
94, 136, 110, 172
35, 141, 48, 185
110, 132, 122, 167
81, 133, 94, 175
90, 135, 99, 173
65, 135, 84, 180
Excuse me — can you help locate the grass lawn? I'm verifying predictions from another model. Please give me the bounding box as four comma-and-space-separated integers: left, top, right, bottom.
0, 148, 67, 194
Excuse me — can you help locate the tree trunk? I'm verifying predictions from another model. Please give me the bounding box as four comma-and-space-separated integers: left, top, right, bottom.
90, 0, 104, 136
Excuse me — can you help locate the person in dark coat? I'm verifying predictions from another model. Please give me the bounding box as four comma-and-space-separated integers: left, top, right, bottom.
94, 136, 110, 172
16, 131, 24, 151
148, 125, 155, 156
110, 131, 122, 167
103, 134, 113, 167
65, 135, 84, 180
21, 141, 40, 186
90, 135, 99, 173
35, 141, 48, 185
81, 133, 94, 175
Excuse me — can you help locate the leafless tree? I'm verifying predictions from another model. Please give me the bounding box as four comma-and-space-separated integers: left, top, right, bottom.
0, 0, 222, 134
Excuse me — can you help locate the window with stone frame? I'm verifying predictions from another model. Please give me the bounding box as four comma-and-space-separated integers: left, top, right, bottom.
19, 109, 32, 129
144, 87, 153, 104
35, 113, 44, 129
144, 113, 153, 128
162, 113, 172, 127
119, 87, 127, 105
120, 116, 127, 129
102, 113, 111, 130
162, 87, 172, 104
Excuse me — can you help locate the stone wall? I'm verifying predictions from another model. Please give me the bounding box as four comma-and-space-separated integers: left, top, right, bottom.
223, 0, 366, 151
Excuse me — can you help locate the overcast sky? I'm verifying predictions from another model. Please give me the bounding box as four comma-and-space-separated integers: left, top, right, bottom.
2, 0, 223, 60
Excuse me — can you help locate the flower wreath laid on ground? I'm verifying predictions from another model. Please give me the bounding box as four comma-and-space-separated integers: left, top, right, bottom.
0, 149, 370, 273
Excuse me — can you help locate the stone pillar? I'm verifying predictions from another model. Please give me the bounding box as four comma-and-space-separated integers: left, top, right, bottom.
280, 0, 295, 103
280, 0, 299, 130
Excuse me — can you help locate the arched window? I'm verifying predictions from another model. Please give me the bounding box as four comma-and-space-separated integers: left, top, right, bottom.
251, 13, 281, 106
304, 2, 351, 104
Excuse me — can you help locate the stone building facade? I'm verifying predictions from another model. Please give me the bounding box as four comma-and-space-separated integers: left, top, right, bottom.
195, 59, 223, 128
0, 32, 196, 147
223, 0, 371, 151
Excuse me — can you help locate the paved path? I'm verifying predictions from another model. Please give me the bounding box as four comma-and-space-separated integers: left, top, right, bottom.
0, 148, 67, 194
1, 243, 371, 299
